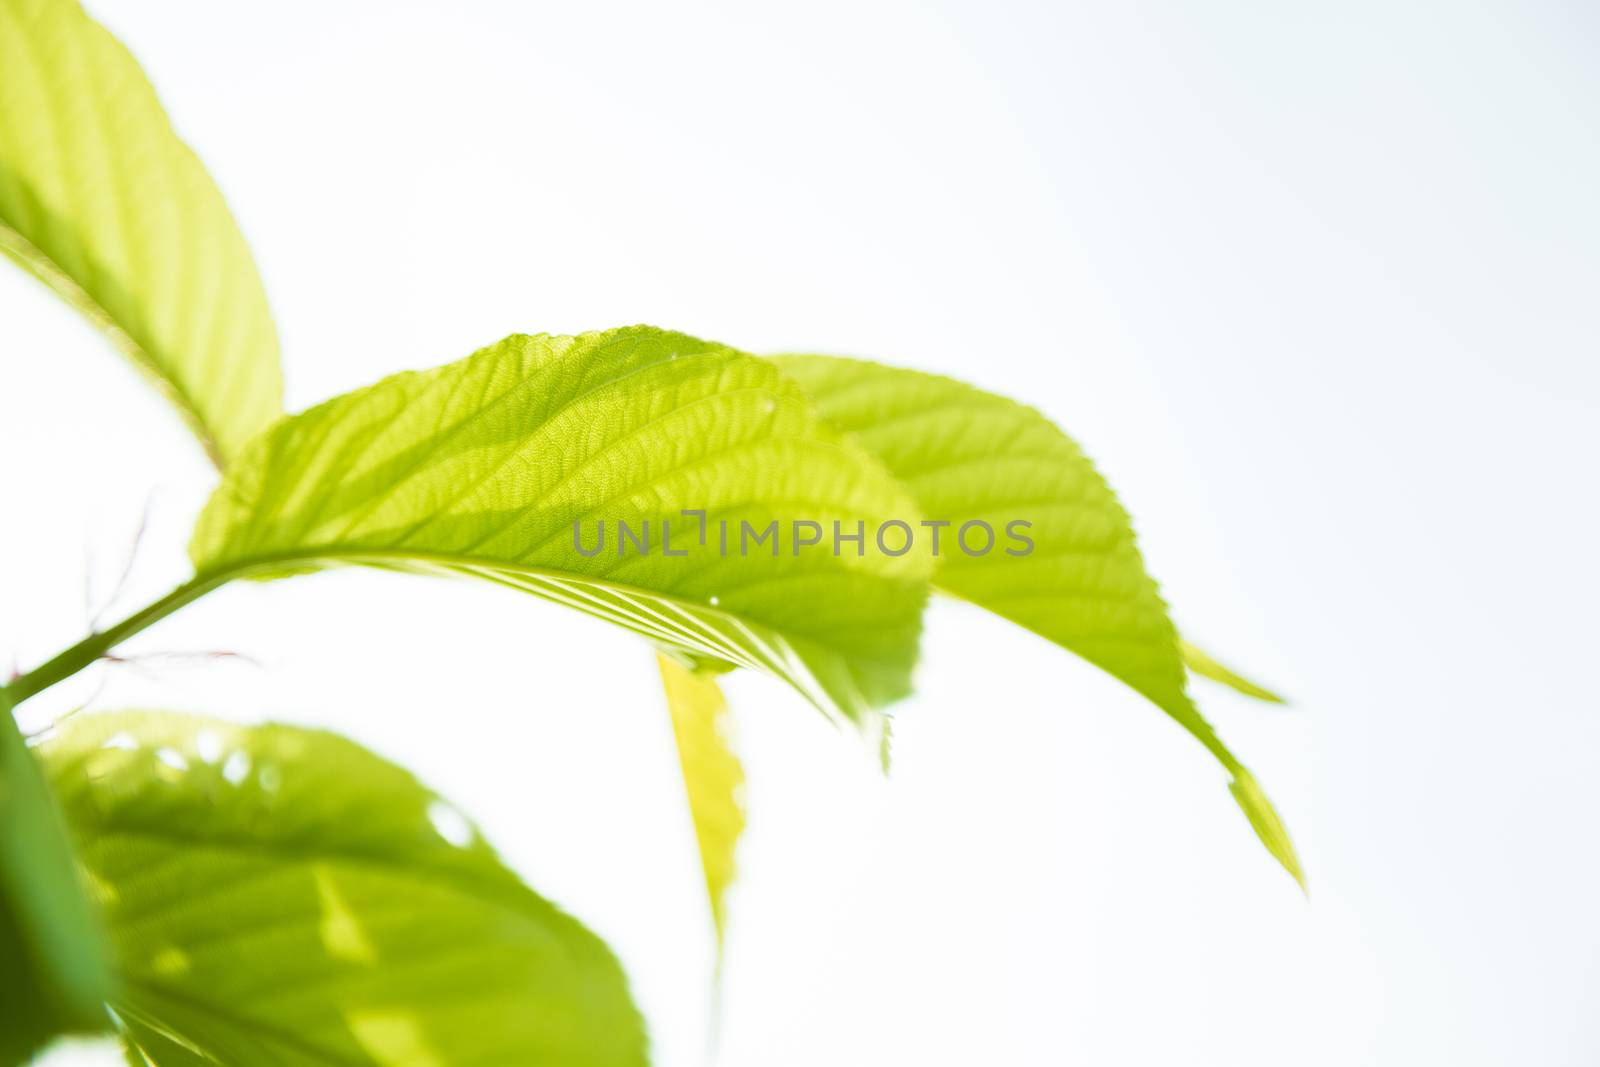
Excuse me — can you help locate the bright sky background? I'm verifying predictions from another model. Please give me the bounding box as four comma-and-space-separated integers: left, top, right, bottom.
7, 1, 1597, 1064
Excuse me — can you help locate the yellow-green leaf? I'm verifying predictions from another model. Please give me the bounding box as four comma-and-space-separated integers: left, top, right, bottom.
40, 710, 648, 1067
772, 355, 1302, 886
657, 655, 744, 962
0, 0, 283, 466
0, 690, 111, 1065
189, 327, 930, 735
1181, 640, 1287, 704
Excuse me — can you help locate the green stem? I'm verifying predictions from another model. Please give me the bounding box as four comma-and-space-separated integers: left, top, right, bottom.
2, 574, 228, 707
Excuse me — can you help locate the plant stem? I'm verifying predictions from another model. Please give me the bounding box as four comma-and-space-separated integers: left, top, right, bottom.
2, 574, 228, 707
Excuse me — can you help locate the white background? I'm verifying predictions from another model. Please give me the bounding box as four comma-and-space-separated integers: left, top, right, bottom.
6, 1, 1597, 1064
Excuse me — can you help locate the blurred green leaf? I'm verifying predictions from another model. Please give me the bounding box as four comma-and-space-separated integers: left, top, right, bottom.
189, 327, 930, 735
773, 355, 1302, 886
1181, 640, 1287, 704
0, 690, 111, 1065
657, 655, 744, 965
0, 0, 282, 466
41, 710, 648, 1067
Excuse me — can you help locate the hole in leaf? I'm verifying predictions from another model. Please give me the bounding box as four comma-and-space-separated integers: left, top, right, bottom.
427, 800, 473, 848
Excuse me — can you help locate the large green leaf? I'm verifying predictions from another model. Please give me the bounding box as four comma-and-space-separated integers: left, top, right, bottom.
0, 689, 111, 1065
40, 710, 648, 1067
772, 355, 1302, 885
656, 655, 743, 966
0, 0, 282, 466
189, 327, 930, 734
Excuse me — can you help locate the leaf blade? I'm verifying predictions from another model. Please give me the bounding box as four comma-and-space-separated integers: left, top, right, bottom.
0, 0, 282, 465
1181, 640, 1287, 704
190, 327, 931, 731
40, 710, 649, 1067
772, 354, 1302, 885
657, 655, 744, 961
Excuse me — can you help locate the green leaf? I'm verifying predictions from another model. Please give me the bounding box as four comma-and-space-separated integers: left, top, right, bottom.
189, 327, 930, 735
39, 710, 649, 1067
1180, 640, 1287, 704
656, 655, 744, 965
0, 0, 283, 467
772, 355, 1303, 886
0, 690, 112, 1065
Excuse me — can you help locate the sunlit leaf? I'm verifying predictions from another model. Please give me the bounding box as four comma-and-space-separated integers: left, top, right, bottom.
0, 691, 111, 1065
656, 655, 744, 965
1180, 640, 1286, 704
189, 327, 930, 736
40, 710, 649, 1067
0, 0, 283, 466
773, 355, 1302, 885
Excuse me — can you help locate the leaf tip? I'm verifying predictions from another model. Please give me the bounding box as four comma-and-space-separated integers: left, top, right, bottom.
1181, 640, 1290, 706
1227, 769, 1305, 892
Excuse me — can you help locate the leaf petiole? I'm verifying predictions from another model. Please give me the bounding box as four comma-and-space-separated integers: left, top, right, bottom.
3, 574, 229, 707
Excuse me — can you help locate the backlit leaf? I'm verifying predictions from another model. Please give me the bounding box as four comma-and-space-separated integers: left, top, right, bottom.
1181, 640, 1287, 704
40, 710, 648, 1067
0, 0, 282, 466
0, 690, 111, 1065
657, 655, 744, 964
189, 327, 930, 736
773, 355, 1301, 885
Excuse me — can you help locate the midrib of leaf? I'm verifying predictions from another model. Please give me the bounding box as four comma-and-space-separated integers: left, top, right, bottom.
0, 216, 222, 466
118, 980, 358, 1067
188, 547, 880, 727
117, 1007, 221, 1066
